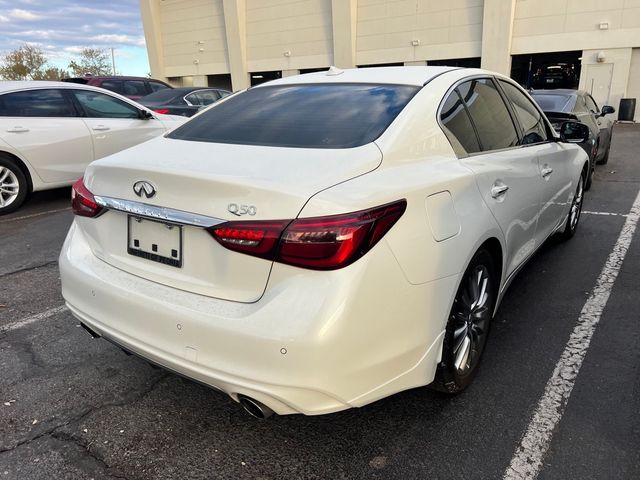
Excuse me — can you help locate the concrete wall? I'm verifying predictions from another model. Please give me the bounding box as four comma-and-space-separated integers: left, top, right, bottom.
512, 0, 640, 54
356, 0, 483, 66
246, 0, 333, 72
157, 0, 229, 79
579, 48, 632, 113
141, 0, 640, 106
626, 48, 640, 121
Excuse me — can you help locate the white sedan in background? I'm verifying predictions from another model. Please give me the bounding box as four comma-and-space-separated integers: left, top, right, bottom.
60, 67, 590, 417
0, 81, 186, 214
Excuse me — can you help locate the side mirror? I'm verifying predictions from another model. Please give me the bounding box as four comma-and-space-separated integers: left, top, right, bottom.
138, 109, 154, 120
559, 121, 590, 144
600, 105, 615, 117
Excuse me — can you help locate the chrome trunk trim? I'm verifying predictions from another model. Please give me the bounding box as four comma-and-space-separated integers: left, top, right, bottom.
93, 195, 225, 228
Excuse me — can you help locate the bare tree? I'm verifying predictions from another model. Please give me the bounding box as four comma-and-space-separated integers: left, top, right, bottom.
0, 44, 49, 80
68, 48, 112, 76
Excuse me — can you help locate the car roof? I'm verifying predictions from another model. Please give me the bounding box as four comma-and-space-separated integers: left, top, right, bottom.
63, 75, 158, 81
0, 80, 128, 94
255, 66, 462, 87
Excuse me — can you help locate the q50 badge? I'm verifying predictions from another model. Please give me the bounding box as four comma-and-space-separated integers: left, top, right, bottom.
228, 203, 257, 216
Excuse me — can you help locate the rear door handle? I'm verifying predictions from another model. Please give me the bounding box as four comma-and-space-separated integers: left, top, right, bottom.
92, 125, 110, 131
6, 127, 29, 133
491, 184, 509, 199
541, 167, 554, 178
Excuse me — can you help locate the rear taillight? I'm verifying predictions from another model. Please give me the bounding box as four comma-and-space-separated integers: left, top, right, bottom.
71, 177, 103, 218
208, 200, 406, 270
153, 109, 170, 114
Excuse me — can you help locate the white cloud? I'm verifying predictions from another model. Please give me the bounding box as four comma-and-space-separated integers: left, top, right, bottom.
9, 9, 42, 21
90, 34, 146, 47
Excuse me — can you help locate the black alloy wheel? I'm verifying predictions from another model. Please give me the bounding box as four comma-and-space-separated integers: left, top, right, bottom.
561, 174, 584, 240
432, 249, 497, 393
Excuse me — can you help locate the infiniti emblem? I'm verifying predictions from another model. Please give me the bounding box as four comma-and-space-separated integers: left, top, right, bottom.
133, 181, 156, 199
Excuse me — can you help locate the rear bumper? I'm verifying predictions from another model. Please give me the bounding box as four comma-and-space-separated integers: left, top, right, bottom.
60, 221, 458, 415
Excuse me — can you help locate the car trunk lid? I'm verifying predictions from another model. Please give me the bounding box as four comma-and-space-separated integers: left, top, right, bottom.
79, 136, 382, 302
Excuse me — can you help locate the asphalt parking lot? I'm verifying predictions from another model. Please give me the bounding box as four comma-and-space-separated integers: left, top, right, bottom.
1, 124, 639, 480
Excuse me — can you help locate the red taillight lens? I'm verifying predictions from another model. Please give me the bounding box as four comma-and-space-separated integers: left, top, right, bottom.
153, 109, 170, 114
71, 177, 103, 218
208, 200, 406, 270
210, 220, 290, 257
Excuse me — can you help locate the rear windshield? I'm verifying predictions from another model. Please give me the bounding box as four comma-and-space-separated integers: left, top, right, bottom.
531, 94, 574, 113
167, 83, 419, 148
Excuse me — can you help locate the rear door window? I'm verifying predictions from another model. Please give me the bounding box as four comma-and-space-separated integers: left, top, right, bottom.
99, 80, 124, 95
440, 90, 481, 155
71, 90, 140, 119
0, 89, 77, 117
185, 90, 220, 106
499, 80, 548, 145
457, 78, 519, 152
168, 83, 419, 149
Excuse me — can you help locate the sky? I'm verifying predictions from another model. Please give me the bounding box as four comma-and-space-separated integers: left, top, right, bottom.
0, 0, 151, 76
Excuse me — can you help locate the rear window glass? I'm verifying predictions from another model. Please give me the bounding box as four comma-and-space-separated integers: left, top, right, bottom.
167, 84, 419, 148
530, 94, 574, 113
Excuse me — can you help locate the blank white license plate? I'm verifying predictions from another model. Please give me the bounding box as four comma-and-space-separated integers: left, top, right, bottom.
127, 216, 182, 268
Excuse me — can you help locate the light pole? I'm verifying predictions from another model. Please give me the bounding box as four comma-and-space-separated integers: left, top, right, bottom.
110, 48, 116, 75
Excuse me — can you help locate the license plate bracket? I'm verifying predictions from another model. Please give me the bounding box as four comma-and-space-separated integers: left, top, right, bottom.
127, 215, 183, 268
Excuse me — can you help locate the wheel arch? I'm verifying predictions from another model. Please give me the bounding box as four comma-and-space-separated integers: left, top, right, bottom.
0, 150, 33, 193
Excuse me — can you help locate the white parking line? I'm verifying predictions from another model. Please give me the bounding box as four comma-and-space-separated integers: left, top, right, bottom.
0, 305, 68, 334
0, 207, 71, 223
504, 188, 640, 480
582, 210, 628, 217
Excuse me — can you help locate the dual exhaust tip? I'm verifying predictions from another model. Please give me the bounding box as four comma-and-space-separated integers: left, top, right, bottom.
81, 323, 275, 419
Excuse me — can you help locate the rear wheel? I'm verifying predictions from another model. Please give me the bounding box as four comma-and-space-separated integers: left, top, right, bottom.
431, 249, 497, 393
0, 156, 28, 215
598, 142, 610, 165
561, 173, 584, 240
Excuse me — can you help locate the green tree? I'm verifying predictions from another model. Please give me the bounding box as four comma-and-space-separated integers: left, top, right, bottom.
34, 66, 70, 81
68, 48, 112, 76
0, 44, 49, 80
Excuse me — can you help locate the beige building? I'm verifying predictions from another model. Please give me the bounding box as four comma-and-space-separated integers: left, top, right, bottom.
140, 0, 640, 119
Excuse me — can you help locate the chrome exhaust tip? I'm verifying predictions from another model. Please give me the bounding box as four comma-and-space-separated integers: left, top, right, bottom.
80, 322, 100, 339
238, 395, 274, 419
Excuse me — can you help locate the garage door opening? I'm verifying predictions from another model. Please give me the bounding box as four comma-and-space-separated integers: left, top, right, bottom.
250, 71, 282, 86
511, 51, 582, 89
428, 58, 480, 68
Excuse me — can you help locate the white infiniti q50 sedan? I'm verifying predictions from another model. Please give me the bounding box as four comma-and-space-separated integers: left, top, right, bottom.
0, 81, 186, 214
59, 67, 590, 417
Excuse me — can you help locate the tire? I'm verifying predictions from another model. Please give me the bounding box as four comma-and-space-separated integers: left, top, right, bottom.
597, 143, 610, 165
0, 156, 28, 215
561, 173, 584, 240
584, 159, 593, 191
431, 248, 498, 394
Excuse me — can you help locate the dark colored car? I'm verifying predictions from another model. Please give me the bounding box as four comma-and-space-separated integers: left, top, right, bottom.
531, 89, 616, 190
532, 64, 578, 89
138, 87, 231, 117
61, 76, 173, 101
